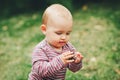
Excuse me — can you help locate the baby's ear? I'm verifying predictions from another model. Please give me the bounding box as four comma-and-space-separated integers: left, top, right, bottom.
40, 24, 47, 35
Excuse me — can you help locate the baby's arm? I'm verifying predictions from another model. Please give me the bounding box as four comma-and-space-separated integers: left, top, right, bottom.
68, 52, 83, 72
66, 43, 84, 72
31, 48, 65, 78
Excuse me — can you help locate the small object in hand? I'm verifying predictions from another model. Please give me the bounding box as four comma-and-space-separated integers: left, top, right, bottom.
68, 52, 76, 60
68, 56, 76, 60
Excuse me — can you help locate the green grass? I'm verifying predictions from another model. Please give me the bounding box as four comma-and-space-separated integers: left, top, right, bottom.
0, 4, 120, 80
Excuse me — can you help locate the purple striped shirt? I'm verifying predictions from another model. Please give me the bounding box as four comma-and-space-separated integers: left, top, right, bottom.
28, 40, 82, 80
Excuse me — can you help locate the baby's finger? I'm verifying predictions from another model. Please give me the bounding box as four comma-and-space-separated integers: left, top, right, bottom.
75, 52, 84, 59
66, 54, 74, 60
66, 59, 74, 63
62, 51, 71, 56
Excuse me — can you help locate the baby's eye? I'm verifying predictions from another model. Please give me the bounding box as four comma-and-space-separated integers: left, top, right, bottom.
66, 32, 71, 35
55, 32, 62, 35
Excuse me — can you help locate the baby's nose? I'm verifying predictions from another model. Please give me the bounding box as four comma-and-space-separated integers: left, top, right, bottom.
61, 35, 66, 39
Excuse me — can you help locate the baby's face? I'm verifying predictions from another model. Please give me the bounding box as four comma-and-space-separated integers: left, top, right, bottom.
45, 16, 73, 49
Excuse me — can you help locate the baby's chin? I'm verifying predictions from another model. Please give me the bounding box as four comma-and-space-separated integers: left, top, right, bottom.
53, 45, 64, 49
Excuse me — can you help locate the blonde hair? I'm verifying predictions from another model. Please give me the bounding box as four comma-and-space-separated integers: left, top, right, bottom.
42, 4, 72, 25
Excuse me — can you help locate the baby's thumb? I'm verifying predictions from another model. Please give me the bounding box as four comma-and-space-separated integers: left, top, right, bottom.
76, 52, 84, 59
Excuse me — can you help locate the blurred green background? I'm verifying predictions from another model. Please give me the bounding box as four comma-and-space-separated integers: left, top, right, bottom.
0, 0, 120, 80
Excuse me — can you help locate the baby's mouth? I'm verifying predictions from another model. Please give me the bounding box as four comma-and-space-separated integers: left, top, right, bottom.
59, 41, 66, 45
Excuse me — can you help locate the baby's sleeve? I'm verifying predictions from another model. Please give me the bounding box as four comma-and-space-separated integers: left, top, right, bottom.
66, 42, 76, 53
29, 47, 65, 79
67, 42, 83, 72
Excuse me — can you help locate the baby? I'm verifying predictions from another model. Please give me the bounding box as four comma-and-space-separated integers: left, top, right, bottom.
28, 4, 84, 80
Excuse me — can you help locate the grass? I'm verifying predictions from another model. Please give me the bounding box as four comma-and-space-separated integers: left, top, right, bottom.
0, 4, 120, 80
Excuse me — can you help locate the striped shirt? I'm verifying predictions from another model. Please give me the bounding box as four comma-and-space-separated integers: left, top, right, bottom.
28, 40, 82, 80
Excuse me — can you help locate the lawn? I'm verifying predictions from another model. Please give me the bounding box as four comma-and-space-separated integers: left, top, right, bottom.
0, 4, 120, 80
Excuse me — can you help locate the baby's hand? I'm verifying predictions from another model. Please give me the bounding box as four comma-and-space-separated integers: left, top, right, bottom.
60, 51, 75, 65
74, 52, 84, 64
